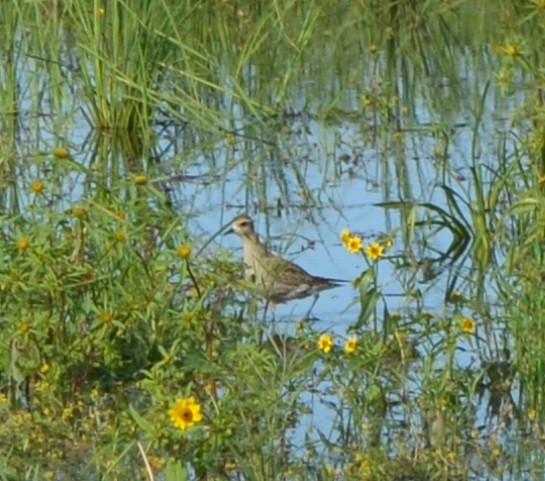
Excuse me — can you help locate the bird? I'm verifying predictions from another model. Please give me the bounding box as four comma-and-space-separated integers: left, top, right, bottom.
226, 214, 343, 309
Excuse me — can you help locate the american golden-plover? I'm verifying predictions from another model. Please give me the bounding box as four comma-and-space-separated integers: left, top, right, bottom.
227, 214, 342, 310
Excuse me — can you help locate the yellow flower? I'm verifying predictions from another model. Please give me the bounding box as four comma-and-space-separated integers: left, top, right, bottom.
369, 43, 378, 54
53, 147, 69, 159
505, 44, 517, 56
62, 406, 74, 420
317, 334, 334, 353
169, 397, 203, 430
40, 363, 50, 374
450, 291, 465, 302
73, 207, 86, 218
90, 388, 100, 401
340, 229, 351, 244
149, 456, 166, 469
389, 311, 401, 322
528, 409, 537, 421
205, 382, 217, 395
177, 245, 191, 259
383, 235, 393, 249
100, 312, 113, 323
134, 175, 148, 185
98, 7, 106, 15
498, 72, 509, 85
461, 316, 476, 334
31, 180, 44, 193
346, 236, 363, 254
16, 238, 30, 250
20, 322, 30, 333
344, 337, 357, 354
365, 242, 384, 260
115, 230, 126, 242
355, 452, 372, 477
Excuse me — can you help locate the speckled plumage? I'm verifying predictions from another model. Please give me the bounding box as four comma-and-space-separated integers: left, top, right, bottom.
227, 214, 341, 304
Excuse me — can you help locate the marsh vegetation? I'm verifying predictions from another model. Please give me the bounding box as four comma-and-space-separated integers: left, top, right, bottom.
1, 1, 545, 480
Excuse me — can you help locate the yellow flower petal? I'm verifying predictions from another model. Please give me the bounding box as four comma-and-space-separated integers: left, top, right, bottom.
169, 397, 203, 430
365, 242, 383, 260
318, 334, 334, 353
346, 235, 363, 254
344, 337, 357, 354
461, 316, 476, 334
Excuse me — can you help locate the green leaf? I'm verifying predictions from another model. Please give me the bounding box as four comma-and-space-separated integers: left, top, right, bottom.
165, 458, 188, 481
350, 269, 379, 331
129, 404, 155, 433
352, 289, 379, 331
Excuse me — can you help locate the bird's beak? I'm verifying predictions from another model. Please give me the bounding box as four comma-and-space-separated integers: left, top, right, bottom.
224, 228, 234, 236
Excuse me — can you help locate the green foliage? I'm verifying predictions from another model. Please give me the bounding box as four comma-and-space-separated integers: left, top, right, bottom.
4, 0, 545, 480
